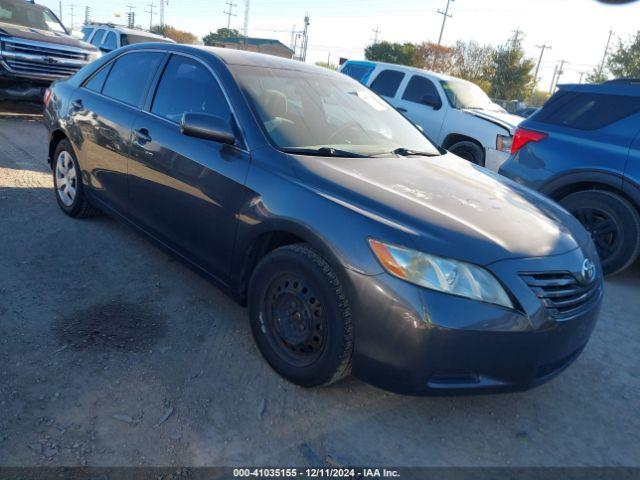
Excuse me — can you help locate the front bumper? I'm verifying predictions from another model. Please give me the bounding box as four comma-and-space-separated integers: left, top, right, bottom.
345, 248, 603, 396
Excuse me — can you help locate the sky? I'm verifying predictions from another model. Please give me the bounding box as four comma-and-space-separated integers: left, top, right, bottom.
37, 0, 640, 91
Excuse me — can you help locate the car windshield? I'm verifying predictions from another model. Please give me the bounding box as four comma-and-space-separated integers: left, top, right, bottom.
441, 80, 505, 112
0, 0, 66, 33
121, 33, 174, 46
231, 65, 440, 157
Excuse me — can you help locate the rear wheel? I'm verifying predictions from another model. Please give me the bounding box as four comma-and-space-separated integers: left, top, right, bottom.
449, 140, 485, 166
248, 244, 353, 387
52, 139, 100, 218
560, 190, 640, 276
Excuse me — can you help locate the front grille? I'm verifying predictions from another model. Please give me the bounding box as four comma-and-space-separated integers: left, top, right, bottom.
520, 272, 600, 319
0, 37, 92, 80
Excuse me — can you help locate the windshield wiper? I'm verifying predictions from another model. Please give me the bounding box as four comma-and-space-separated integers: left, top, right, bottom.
389, 147, 440, 157
281, 147, 369, 158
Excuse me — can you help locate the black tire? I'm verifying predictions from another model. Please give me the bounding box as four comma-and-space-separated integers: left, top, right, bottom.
560, 190, 640, 276
52, 139, 100, 218
248, 244, 353, 387
449, 140, 485, 166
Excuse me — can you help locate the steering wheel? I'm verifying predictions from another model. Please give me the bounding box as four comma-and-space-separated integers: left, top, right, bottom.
327, 122, 366, 145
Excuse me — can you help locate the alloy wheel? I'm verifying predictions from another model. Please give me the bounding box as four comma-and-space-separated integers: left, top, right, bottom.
573, 207, 620, 261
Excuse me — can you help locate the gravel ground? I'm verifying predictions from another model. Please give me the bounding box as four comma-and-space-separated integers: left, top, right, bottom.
0, 116, 639, 467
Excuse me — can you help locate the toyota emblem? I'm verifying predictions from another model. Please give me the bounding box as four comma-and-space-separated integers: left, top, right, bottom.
581, 258, 596, 284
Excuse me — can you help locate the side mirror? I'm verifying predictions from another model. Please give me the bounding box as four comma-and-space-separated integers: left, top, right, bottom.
420, 95, 442, 110
181, 113, 236, 145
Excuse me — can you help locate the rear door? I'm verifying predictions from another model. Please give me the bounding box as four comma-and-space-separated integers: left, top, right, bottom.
368, 69, 405, 103
128, 53, 251, 280
394, 74, 446, 141
69, 50, 165, 215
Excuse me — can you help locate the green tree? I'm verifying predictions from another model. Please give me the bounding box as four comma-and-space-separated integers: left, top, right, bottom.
412, 42, 456, 73
364, 41, 416, 66
586, 67, 608, 84
450, 40, 495, 93
203, 28, 244, 46
607, 31, 640, 78
488, 36, 535, 101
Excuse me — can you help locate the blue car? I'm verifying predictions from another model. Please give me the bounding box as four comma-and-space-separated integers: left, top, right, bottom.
500, 80, 640, 275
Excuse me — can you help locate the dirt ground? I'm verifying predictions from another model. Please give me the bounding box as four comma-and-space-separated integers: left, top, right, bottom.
0, 116, 639, 467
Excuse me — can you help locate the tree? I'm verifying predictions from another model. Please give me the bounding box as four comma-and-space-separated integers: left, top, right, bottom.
586, 67, 608, 84
450, 40, 495, 93
488, 36, 535, 101
528, 90, 551, 107
607, 31, 640, 78
150, 25, 198, 44
364, 41, 416, 66
203, 28, 244, 46
412, 42, 456, 73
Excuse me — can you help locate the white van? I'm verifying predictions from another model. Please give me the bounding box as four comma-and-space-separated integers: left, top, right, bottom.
338, 60, 524, 171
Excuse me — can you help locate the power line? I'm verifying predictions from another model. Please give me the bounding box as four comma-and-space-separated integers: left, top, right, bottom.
224, 0, 237, 30
436, 0, 453, 45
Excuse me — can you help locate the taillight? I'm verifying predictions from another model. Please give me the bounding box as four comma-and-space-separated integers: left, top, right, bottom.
510, 128, 547, 154
43, 88, 52, 108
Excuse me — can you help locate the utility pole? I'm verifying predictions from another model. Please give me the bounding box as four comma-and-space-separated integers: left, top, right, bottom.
146, 2, 155, 30
549, 64, 558, 94
290, 25, 297, 50
242, 0, 250, 37
301, 13, 310, 62
224, 0, 237, 30
598, 28, 614, 78
84, 5, 91, 25
533, 44, 551, 89
371, 26, 381, 44
579, 72, 586, 84
126, 3, 136, 28
159, 0, 168, 28
437, 0, 453, 45
58, 1, 63, 19
511, 27, 523, 46
556, 59, 567, 87
68, 4, 75, 30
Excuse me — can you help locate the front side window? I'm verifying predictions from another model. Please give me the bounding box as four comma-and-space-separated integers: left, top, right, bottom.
440, 80, 504, 112
231, 66, 439, 157
152, 55, 230, 123
90, 29, 105, 47
402, 75, 440, 105
102, 52, 164, 107
0, 0, 65, 33
369, 70, 405, 98
102, 32, 118, 51
535, 90, 640, 131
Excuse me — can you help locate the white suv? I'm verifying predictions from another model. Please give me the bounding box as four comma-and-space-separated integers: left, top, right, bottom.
339, 60, 523, 171
80, 24, 175, 54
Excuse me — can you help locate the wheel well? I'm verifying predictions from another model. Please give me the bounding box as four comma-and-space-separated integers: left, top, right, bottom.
238, 231, 306, 304
48, 130, 68, 167
442, 133, 483, 151
549, 181, 640, 214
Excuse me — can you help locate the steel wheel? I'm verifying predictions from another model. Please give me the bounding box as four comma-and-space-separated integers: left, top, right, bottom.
55, 150, 77, 207
573, 207, 620, 262
262, 273, 326, 368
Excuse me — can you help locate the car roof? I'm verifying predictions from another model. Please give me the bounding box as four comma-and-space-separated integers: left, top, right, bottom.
557, 81, 640, 97
343, 59, 464, 82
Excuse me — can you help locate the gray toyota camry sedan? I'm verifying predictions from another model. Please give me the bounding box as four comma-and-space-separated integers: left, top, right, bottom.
43, 44, 603, 395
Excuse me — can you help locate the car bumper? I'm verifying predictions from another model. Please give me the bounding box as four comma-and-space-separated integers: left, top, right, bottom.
484, 148, 510, 172
344, 248, 603, 396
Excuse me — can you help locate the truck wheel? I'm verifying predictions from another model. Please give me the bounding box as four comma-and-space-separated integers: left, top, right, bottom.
560, 190, 640, 276
248, 244, 353, 387
449, 141, 485, 166
53, 139, 100, 218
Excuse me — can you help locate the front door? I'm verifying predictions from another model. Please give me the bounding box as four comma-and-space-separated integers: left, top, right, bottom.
128, 53, 251, 280
395, 74, 447, 143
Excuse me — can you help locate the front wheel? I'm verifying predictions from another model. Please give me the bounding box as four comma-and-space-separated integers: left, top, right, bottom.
560, 190, 640, 276
449, 140, 485, 166
248, 244, 353, 387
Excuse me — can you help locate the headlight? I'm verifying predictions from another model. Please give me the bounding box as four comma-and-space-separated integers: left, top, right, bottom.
496, 134, 513, 153
369, 239, 514, 309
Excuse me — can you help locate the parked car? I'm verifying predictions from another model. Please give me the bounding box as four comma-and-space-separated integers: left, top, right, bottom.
338, 60, 524, 171
500, 80, 640, 276
80, 23, 175, 54
0, 0, 99, 103
515, 106, 539, 118
44, 44, 603, 395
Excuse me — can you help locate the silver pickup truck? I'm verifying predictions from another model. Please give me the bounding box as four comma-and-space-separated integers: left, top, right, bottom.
0, 0, 99, 103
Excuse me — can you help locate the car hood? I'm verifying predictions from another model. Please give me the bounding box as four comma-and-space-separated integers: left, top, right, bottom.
290, 152, 590, 266
0, 22, 96, 51
462, 108, 524, 135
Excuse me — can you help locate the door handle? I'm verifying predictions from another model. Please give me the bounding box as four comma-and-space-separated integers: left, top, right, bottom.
70, 99, 83, 111
396, 107, 407, 113
134, 128, 152, 144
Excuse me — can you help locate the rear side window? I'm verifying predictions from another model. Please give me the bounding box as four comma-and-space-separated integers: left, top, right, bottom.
151, 55, 230, 123
341, 61, 376, 83
536, 90, 640, 130
370, 70, 405, 98
90, 29, 105, 46
402, 75, 440, 104
102, 52, 164, 107
84, 64, 112, 93
102, 31, 117, 51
